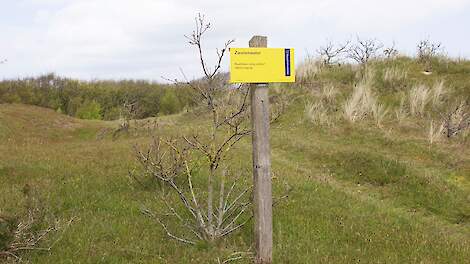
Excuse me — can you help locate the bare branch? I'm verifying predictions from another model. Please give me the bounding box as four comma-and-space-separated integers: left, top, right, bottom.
142, 209, 196, 245
417, 38, 444, 71
383, 41, 399, 59
0, 209, 75, 261
133, 13, 252, 245
348, 36, 383, 64
442, 100, 469, 138
317, 40, 350, 65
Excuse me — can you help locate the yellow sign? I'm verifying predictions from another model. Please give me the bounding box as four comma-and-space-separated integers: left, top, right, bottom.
229, 48, 295, 83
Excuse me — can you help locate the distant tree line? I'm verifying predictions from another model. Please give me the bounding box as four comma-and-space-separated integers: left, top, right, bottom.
0, 73, 196, 120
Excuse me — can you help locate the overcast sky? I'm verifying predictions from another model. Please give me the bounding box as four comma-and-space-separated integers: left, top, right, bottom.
1, 0, 470, 81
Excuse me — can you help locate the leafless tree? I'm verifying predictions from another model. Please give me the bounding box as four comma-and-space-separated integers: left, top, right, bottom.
316, 40, 350, 65
133, 13, 253, 244
347, 37, 383, 64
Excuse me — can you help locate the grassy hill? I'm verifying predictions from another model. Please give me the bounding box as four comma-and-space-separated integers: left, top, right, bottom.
0, 57, 469, 263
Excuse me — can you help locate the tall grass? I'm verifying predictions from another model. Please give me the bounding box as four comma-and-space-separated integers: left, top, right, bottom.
431, 80, 447, 106
343, 84, 373, 122
428, 120, 445, 144
384, 67, 407, 83
371, 103, 389, 127
305, 101, 330, 126
343, 83, 388, 126
395, 97, 408, 124
380, 66, 409, 91
409, 84, 430, 116
319, 85, 338, 104
297, 57, 322, 85
305, 85, 338, 126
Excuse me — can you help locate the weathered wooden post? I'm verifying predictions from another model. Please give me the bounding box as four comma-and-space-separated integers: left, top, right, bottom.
249, 35, 273, 264
230, 36, 294, 264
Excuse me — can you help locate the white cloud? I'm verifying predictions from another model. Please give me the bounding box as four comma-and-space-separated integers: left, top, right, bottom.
1, 0, 470, 80
310, 0, 469, 30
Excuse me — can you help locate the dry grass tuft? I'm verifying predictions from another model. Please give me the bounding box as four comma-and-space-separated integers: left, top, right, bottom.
371, 103, 389, 127
395, 97, 408, 124
409, 84, 430, 116
384, 67, 407, 84
428, 120, 445, 144
430, 80, 447, 106
343, 83, 387, 126
343, 84, 370, 122
297, 57, 323, 85
356, 65, 376, 84
309, 84, 338, 103
305, 101, 330, 126
320, 85, 338, 104
305, 84, 339, 126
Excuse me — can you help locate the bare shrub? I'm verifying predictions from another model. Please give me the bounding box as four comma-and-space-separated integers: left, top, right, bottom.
133, 14, 253, 245
0, 187, 74, 262
348, 37, 384, 64
442, 101, 469, 138
136, 139, 252, 244
417, 39, 443, 72
417, 39, 442, 61
408, 84, 430, 116
113, 100, 138, 139
317, 40, 350, 66
383, 42, 399, 59
95, 100, 152, 140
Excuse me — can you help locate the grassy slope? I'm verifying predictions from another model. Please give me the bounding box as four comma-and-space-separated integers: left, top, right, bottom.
1, 60, 469, 263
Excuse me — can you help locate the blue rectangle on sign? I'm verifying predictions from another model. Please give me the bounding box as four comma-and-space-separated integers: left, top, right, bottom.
284, 49, 291, 76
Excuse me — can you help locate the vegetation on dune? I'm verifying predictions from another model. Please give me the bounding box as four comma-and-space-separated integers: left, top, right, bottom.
1, 33, 470, 263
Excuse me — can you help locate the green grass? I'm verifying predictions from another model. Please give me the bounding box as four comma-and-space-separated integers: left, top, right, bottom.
1, 57, 469, 263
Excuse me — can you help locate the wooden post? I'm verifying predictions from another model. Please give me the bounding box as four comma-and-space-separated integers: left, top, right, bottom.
249, 35, 273, 264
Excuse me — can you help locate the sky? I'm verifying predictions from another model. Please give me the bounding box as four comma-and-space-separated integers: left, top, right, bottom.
1, 0, 470, 81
